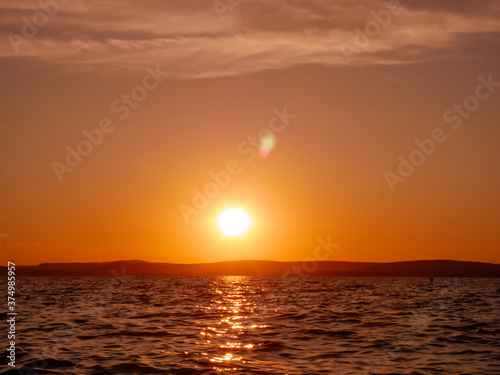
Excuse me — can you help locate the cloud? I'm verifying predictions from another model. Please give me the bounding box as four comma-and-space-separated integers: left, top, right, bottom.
0, 0, 499, 78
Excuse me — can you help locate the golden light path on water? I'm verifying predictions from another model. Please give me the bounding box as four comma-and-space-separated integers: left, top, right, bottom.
194, 276, 272, 372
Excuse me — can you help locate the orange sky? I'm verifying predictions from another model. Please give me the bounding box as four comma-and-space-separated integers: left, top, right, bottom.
1, 0, 500, 265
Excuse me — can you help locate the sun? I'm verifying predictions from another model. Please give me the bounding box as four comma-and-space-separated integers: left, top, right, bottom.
217, 208, 252, 237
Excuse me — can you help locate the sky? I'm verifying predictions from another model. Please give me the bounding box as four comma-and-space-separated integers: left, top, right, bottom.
1, 0, 499, 265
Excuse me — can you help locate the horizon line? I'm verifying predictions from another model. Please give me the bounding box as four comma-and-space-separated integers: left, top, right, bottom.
10, 258, 500, 267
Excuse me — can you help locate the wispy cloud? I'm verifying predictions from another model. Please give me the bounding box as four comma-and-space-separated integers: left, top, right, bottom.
1, 0, 499, 78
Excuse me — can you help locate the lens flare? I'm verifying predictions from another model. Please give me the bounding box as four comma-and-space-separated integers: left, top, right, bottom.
259, 133, 276, 158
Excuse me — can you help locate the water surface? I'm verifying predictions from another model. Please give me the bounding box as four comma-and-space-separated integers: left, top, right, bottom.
3, 276, 500, 374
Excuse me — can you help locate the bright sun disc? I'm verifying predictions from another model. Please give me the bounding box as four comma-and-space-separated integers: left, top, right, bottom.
217, 208, 252, 237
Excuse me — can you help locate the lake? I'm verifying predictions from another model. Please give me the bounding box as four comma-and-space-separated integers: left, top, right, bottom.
3, 276, 500, 374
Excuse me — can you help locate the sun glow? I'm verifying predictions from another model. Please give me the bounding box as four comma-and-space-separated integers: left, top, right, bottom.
217, 208, 252, 237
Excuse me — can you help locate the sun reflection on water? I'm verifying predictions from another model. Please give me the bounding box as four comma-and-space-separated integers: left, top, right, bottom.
194, 276, 273, 370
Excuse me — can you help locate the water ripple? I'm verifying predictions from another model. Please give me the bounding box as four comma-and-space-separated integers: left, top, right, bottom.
2, 276, 499, 374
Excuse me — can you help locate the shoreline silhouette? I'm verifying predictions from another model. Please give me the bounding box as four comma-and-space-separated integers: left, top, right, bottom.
3, 259, 500, 277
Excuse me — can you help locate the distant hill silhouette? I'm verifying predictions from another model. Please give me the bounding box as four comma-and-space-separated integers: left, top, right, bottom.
2, 259, 500, 277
